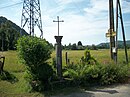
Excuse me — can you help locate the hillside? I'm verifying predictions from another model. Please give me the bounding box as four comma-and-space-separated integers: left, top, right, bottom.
97, 40, 130, 49
0, 16, 28, 50
0, 16, 28, 35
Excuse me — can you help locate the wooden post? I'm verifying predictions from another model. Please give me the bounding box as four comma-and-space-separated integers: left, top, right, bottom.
65, 52, 68, 65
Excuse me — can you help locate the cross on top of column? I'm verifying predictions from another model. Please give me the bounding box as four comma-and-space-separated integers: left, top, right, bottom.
53, 16, 64, 36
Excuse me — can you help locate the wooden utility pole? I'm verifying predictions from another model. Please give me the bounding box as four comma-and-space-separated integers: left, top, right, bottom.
116, 0, 128, 63
116, 0, 119, 63
106, 0, 117, 62
106, 0, 128, 63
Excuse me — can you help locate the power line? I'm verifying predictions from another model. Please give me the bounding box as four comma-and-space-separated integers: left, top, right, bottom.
0, 2, 23, 10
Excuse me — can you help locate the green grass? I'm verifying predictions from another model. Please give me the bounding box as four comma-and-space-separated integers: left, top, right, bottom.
0, 51, 43, 97
0, 49, 130, 96
51, 49, 130, 66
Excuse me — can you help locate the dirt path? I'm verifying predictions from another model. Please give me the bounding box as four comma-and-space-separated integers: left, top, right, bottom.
51, 84, 130, 97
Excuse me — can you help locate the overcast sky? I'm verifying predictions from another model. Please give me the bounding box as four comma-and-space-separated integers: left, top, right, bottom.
0, 0, 130, 45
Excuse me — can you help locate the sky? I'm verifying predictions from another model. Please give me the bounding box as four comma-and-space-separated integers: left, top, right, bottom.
0, 0, 130, 45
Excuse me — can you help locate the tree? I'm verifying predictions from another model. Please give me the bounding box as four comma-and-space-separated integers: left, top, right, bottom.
68, 43, 72, 49
77, 41, 82, 46
0, 21, 20, 50
0, 23, 8, 51
91, 44, 98, 50
72, 43, 77, 50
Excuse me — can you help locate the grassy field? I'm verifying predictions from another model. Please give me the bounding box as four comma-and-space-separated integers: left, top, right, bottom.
52, 49, 130, 66
0, 51, 44, 97
0, 49, 130, 97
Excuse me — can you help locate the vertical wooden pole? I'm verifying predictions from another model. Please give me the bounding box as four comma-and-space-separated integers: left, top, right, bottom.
116, 0, 119, 63
118, 0, 128, 63
65, 52, 68, 65
109, 0, 116, 61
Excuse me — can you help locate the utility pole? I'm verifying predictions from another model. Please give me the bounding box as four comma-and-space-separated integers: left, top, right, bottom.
106, 0, 128, 63
106, 0, 117, 62
21, 0, 43, 38
116, 0, 128, 63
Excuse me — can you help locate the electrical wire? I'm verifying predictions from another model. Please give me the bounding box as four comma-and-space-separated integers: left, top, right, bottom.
0, 2, 23, 10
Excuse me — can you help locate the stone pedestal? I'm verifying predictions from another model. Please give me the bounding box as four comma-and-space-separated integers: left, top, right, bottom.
54, 36, 63, 80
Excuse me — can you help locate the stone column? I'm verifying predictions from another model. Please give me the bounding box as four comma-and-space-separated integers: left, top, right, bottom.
54, 36, 63, 80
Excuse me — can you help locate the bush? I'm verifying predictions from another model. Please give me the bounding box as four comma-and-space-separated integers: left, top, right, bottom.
63, 50, 129, 87
81, 49, 97, 65
64, 63, 129, 86
17, 36, 54, 91
100, 64, 129, 85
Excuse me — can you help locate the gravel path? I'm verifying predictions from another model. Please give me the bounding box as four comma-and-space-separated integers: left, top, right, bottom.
51, 84, 130, 97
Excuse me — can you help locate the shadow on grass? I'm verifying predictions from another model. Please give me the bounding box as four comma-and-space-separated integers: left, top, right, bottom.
0, 70, 18, 83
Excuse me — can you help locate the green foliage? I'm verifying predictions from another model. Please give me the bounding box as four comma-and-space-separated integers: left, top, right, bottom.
63, 50, 129, 87
64, 63, 129, 86
77, 41, 82, 46
81, 49, 97, 65
17, 36, 54, 91
99, 64, 129, 85
0, 21, 20, 50
0, 16, 28, 35
0, 16, 29, 51
17, 36, 51, 65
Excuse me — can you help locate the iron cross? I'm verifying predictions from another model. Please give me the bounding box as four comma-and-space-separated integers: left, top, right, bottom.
53, 16, 64, 36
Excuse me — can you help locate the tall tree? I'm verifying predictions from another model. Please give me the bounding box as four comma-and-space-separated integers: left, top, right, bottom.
72, 43, 77, 50
77, 41, 82, 46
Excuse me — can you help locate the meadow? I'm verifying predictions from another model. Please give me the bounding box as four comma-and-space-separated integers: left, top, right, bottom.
52, 49, 130, 65
0, 49, 130, 96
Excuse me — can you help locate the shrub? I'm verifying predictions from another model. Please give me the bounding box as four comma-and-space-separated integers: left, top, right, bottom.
17, 36, 54, 91
81, 49, 97, 65
63, 50, 129, 87
100, 64, 129, 85
64, 63, 129, 87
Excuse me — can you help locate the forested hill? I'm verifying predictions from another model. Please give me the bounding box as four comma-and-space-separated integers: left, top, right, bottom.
0, 16, 28, 51
0, 16, 28, 35
97, 40, 130, 49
